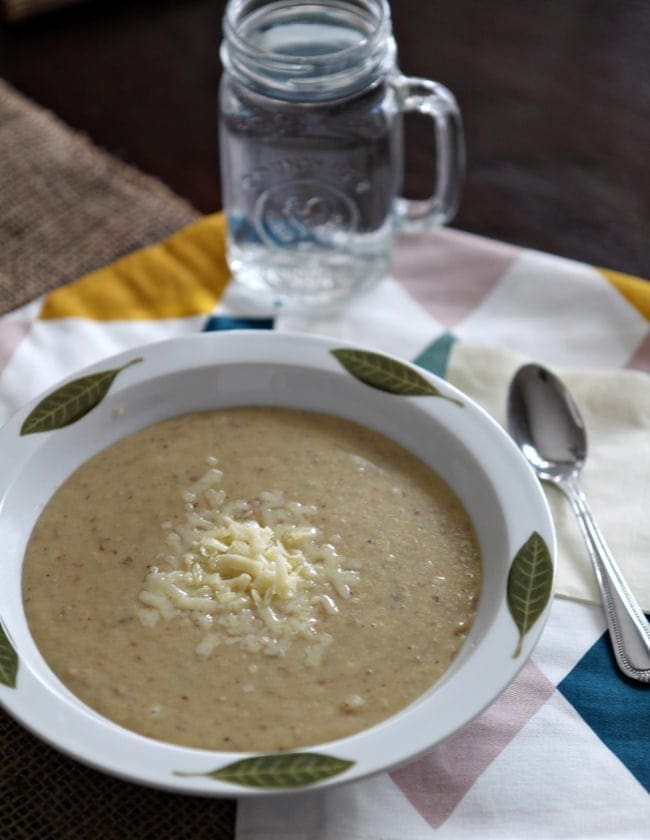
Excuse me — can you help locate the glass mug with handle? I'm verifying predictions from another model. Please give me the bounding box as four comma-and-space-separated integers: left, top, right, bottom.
219, 0, 464, 308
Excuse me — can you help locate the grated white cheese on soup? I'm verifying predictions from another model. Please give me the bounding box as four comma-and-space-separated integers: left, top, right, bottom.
137, 459, 357, 663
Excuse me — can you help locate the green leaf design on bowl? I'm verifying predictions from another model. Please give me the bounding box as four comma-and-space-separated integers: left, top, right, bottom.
507, 531, 553, 657
0, 623, 18, 688
331, 349, 463, 406
20, 358, 143, 435
175, 752, 354, 788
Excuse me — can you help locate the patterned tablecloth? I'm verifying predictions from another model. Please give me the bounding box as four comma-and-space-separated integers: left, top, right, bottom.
0, 211, 648, 839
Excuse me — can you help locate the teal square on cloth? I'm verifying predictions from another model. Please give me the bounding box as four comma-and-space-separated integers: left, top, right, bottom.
413, 332, 458, 379
558, 629, 650, 792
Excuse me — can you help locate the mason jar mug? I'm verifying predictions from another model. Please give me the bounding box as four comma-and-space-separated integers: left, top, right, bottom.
219, 0, 464, 307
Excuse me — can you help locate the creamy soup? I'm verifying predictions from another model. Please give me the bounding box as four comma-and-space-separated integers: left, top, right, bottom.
23, 408, 481, 751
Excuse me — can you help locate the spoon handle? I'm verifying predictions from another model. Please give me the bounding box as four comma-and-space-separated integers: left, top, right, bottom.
559, 478, 650, 682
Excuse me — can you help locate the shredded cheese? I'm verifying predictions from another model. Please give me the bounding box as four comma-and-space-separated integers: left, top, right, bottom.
137, 458, 357, 664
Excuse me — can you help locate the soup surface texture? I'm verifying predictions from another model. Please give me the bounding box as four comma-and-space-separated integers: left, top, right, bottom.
23, 407, 481, 751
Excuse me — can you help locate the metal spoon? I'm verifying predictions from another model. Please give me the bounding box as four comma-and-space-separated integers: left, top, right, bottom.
508, 363, 650, 682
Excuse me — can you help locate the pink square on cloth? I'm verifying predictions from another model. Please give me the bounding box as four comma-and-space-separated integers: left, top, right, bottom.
0, 320, 31, 375
391, 659, 556, 828
626, 332, 650, 372
393, 228, 520, 327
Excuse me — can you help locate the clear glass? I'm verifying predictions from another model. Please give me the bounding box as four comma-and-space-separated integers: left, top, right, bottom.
219, 0, 464, 309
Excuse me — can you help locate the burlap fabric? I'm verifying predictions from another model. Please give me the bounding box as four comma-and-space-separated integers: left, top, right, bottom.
1, 0, 83, 21
0, 79, 237, 838
0, 79, 199, 314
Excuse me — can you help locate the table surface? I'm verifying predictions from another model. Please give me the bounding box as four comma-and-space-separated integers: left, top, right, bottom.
1, 0, 649, 276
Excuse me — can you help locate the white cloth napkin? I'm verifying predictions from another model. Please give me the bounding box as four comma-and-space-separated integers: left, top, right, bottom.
447, 342, 650, 611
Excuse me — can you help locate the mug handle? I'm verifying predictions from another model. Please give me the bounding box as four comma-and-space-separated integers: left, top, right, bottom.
394, 76, 465, 233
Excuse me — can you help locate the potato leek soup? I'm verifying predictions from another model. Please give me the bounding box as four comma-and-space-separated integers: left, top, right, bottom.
23, 407, 481, 752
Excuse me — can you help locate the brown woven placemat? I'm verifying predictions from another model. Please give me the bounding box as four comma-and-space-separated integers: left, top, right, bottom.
0, 79, 237, 838
0, 78, 200, 315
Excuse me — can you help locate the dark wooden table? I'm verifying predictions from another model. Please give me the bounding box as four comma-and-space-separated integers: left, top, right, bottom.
1, 0, 649, 277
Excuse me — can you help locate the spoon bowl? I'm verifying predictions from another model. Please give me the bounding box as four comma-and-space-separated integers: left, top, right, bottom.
508, 365, 586, 481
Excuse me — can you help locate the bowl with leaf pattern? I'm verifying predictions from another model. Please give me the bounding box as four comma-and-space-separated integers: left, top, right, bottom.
0, 331, 555, 796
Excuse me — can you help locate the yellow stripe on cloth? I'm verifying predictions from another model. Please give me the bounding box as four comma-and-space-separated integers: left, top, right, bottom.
40, 213, 230, 321
599, 267, 650, 320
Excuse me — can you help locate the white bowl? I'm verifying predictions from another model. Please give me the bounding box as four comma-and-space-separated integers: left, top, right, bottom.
0, 331, 555, 796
